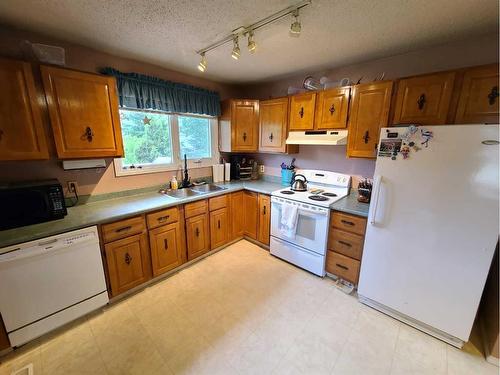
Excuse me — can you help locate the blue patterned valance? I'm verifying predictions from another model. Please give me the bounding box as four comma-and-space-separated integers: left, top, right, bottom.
101, 68, 221, 116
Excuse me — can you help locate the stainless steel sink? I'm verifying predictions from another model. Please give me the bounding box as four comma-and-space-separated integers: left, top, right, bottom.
190, 184, 227, 193
159, 188, 204, 199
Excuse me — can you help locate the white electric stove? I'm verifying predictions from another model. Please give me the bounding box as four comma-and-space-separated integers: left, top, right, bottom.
270, 170, 351, 276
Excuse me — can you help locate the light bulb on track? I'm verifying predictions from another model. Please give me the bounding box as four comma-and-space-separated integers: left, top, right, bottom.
247, 31, 256, 53
290, 9, 301, 36
197, 52, 207, 72
231, 36, 240, 60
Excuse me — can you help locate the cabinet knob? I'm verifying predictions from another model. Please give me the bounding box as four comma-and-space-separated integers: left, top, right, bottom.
243, 132, 247, 142
329, 104, 336, 115
362, 131, 370, 144
218, 220, 221, 229
124, 252, 132, 265
263, 206, 266, 215
299, 107, 304, 118
0, 129, 3, 141
164, 239, 168, 250
269, 133, 274, 142
488, 86, 499, 105
416, 94, 426, 110
83, 126, 94, 142
195, 227, 200, 237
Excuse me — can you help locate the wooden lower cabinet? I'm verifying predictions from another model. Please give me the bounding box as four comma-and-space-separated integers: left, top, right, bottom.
326, 211, 367, 285
210, 207, 229, 249
186, 213, 210, 260
243, 191, 259, 239
149, 222, 184, 277
257, 194, 271, 245
104, 232, 151, 297
230, 191, 245, 239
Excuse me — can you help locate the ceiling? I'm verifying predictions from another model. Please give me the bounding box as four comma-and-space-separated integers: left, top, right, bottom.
0, 0, 498, 83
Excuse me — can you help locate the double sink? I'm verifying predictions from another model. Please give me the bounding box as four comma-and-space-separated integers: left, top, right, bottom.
159, 184, 227, 199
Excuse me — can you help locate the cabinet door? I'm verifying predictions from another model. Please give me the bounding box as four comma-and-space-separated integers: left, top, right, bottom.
231, 100, 259, 152
455, 64, 499, 124
289, 92, 316, 130
210, 207, 228, 249
230, 191, 245, 240
243, 191, 258, 239
347, 81, 393, 158
259, 98, 288, 153
393, 72, 455, 125
186, 213, 210, 260
257, 194, 271, 245
315, 87, 350, 129
0, 58, 48, 160
104, 232, 151, 297
41, 65, 124, 159
149, 222, 183, 277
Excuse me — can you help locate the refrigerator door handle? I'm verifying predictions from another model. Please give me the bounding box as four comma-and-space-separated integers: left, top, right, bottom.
370, 175, 383, 225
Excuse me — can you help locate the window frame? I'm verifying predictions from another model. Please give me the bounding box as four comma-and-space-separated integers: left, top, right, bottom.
114, 108, 219, 177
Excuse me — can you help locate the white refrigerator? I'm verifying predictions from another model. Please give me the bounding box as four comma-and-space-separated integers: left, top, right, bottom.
358, 124, 499, 348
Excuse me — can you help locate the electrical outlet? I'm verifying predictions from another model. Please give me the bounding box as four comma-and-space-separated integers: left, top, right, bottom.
67, 181, 78, 194
259, 165, 265, 173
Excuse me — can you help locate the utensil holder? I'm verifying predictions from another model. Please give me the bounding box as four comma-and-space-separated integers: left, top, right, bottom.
281, 169, 294, 186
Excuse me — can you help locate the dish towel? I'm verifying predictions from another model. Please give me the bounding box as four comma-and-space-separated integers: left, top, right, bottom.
280, 203, 299, 239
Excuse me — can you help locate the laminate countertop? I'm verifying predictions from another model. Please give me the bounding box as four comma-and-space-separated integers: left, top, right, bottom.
0, 181, 369, 248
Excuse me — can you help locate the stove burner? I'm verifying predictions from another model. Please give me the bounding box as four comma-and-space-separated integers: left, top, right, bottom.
322, 192, 338, 197
308, 195, 329, 201
280, 190, 295, 195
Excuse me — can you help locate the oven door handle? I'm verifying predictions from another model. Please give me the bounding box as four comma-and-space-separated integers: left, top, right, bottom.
272, 201, 329, 217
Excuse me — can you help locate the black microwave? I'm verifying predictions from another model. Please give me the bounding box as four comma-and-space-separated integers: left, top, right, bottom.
0, 179, 67, 231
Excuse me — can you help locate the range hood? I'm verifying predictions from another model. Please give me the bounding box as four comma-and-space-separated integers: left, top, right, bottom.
286, 130, 348, 145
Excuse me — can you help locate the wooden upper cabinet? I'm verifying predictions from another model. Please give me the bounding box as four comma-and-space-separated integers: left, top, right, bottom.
243, 191, 258, 239
149, 222, 184, 277
259, 97, 294, 153
315, 87, 351, 129
41, 65, 124, 159
393, 72, 455, 125
257, 194, 271, 246
455, 64, 499, 124
0, 58, 48, 161
347, 81, 393, 158
289, 92, 316, 130
104, 232, 151, 297
221, 99, 259, 152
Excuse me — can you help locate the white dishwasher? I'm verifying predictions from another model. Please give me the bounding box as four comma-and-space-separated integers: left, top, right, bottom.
0, 226, 108, 347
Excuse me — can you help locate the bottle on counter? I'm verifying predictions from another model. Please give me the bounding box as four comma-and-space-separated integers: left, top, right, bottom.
171, 176, 178, 190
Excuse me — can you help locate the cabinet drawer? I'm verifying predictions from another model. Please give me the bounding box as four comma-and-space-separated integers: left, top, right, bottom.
326, 251, 360, 284
102, 216, 145, 243
209, 195, 228, 211
328, 229, 364, 260
331, 212, 366, 236
184, 200, 208, 219
147, 207, 179, 229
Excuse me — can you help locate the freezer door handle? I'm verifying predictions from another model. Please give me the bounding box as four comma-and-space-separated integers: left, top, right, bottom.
370, 175, 383, 225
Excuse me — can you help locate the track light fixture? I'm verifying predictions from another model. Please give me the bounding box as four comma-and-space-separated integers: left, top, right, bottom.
290, 9, 301, 36
247, 31, 256, 54
197, 52, 207, 72
195, 0, 310, 72
231, 36, 240, 60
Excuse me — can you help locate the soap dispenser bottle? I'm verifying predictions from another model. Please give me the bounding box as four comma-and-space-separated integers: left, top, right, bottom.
171, 176, 178, 190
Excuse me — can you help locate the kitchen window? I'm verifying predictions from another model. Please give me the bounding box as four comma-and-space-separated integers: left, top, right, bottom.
114, 108, 219, 176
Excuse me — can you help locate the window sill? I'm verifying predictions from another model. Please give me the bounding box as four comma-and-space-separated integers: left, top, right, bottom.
113, 159, 217, 177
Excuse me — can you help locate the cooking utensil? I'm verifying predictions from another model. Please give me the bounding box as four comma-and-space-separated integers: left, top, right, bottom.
290, 174, 308, 191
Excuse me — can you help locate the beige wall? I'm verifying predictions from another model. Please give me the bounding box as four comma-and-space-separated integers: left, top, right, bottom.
0, 25, 239, 197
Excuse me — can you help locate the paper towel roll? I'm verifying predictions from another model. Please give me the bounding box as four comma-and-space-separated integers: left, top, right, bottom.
212, 165, 219, 182
224, 163, 231, 181
218, 164, 225, 183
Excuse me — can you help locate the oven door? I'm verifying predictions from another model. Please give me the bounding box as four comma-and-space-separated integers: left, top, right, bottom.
270, 196, 330, 255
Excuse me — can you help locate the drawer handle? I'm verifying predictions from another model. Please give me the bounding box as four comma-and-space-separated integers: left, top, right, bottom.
164, 239, 168, 250
116, 225, 132, 233
338, 240, 352, 247
340, 219, 355, 226
417, 94, 426, 110
336, 263, 349, 270
157, 215, 170, 222
195, 227, 200, 237
125, 252, 132, 265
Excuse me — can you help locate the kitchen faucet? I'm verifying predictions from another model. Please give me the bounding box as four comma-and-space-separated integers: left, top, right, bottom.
181, 154, 191, 188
